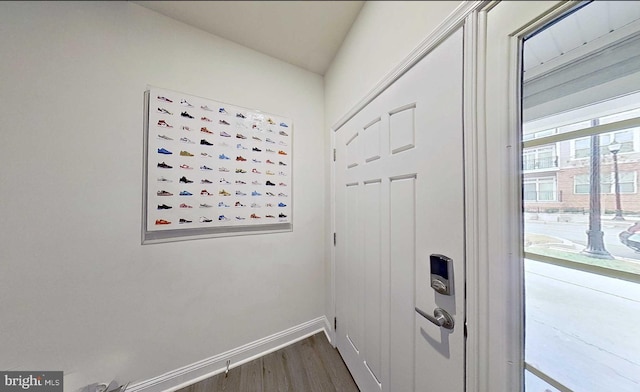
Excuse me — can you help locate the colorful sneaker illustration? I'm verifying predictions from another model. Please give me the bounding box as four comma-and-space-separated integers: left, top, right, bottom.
181, 137, 195, 144
279, 213, 287, 218
236, 216, 246, 220
200, 203, 213, 208
235, 180, 246, 184
250, 214, 261, 219
200, 165, 213, 170
279, 182, 287, 186
157, 96, 172, 103
251, 203, 261, 208
179, 218, 192, 224
266, 215, 275, 218
251, 191, 261, 196
157, 204, 172, 209
278, 171, 287, 176
219, 120, 230, 126
236, 168, 247, 174
252, 159, 262, 163
236, 113, 246, 118
279, 130, 289, 136
279, 141, 287, 146
179, 203, 193, 208
266, 181, 276, 186
265, 203, 274, 207
182, 125, 192, 131
235, 190, 247, 196
157, 120, 173, 128
219, 154, 230, 160
252, 180, 260, 185
266, 170, 275, 175
180, 151, 194, 157
157, 134, 173, 141
219, 107, 228, 114
201, 189, 213, 196
157, 162, 172, 169
201, 179, 213, 184
201, 152, 213, 158
278, 150, 287, 155
157, 107, 173, 115
220, 131, 231, 137
219, 189, 231, 196
236, 156, 247, 161
253, 147, 262, 152
158, 148, 172, 155
179, 176, 193, 183
266, 138, 275, 144
219, 167, 230, 172
157, 176, 172, 182
236, 133, 247, 139
278, 193, 287, 197
218, 202, 230, 208
199, 216, 212, 223
181, 111, 194, 119
280, 122, 288, 128
266, 149, 275, 153
180, 164, 193, 169
267, 118, 275, 125
266, 159, 274, 164
201, 127, 213, 134
201, 117, 212, 122
200, 139, 213, 146
237, 143, 248, 150
179, 190, 193, 196
201, 105, 213, 111
266, 192, 275, 197
251, 168, 261, 174
220, 178, 230, 184
180, 99, 193, 107
252, 136, 262, 142
219, 215, 230, 221
279, 161, 287, 166
235, 201, 245, 207
278, 202, 287, 207
155, 219, 171, 225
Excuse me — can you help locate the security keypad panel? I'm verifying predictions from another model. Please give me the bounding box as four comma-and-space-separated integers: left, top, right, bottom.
430, 254, 453, 295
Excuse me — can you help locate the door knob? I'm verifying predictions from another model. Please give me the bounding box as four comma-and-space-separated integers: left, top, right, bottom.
415, 307, 455, 330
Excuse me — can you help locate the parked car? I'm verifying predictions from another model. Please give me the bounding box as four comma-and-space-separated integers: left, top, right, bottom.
619, 222, 640, 252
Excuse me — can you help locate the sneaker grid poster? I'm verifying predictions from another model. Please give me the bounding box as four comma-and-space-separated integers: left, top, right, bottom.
143, 87, 292, 243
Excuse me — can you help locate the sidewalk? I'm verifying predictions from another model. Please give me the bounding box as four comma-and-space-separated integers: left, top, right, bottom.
525, 212, 639, 227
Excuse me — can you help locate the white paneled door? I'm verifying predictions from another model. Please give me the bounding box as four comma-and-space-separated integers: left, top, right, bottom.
334, 28, 465, 392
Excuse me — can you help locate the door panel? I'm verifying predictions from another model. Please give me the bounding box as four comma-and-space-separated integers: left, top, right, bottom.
335, 28, 465, 392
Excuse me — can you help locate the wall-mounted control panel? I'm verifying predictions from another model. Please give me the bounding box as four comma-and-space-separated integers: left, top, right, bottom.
430, 254, 453, 295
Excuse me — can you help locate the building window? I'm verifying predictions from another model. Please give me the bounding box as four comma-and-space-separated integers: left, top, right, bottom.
572, 129, 638, 159
524, 177, 557, 201
523, 146, 557, 171
574, 171, 637, 194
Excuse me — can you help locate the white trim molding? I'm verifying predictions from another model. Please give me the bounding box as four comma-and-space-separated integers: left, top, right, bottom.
126, 316, 330, 392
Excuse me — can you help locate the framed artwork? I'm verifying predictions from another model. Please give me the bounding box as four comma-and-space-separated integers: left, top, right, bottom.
142, 87, 292, 244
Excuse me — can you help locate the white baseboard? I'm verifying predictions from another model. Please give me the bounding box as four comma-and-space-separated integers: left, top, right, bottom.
126, 316, 331, 392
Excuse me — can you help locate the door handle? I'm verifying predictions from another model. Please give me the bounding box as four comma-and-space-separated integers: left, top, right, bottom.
415, 307, 455, 330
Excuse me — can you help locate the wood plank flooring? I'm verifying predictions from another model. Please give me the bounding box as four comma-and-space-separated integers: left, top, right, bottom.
177, 332, 359, 392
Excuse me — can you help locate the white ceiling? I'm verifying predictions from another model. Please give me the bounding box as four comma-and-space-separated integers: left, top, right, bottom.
132, 0, 365, 75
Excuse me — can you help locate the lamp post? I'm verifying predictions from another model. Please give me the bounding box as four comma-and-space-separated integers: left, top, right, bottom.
582, 133, 613, 259
608, 142, 625, 221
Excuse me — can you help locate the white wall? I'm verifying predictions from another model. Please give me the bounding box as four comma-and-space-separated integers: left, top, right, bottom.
323, 0, 463, 329
0, 2, 325, 390
323, 1, 463, 128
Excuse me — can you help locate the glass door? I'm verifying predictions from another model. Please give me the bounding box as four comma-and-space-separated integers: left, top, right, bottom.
521, 2, 640, 391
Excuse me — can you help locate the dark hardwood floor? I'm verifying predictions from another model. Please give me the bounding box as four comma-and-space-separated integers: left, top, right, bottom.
177, 332, 359, 392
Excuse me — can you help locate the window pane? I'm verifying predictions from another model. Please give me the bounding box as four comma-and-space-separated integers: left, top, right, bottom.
524, 369, 561, 392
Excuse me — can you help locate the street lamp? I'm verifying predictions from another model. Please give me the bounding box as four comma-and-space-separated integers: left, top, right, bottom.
582, 134, 613, 259
608, 142, 625, 221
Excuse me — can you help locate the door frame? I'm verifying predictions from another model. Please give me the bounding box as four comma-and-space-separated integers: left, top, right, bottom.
328, 0, 485, 390
329, 1, 589, 391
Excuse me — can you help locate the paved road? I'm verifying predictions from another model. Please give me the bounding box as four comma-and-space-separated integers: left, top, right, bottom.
525, 220, 640, 260
525, 260, 640, 391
